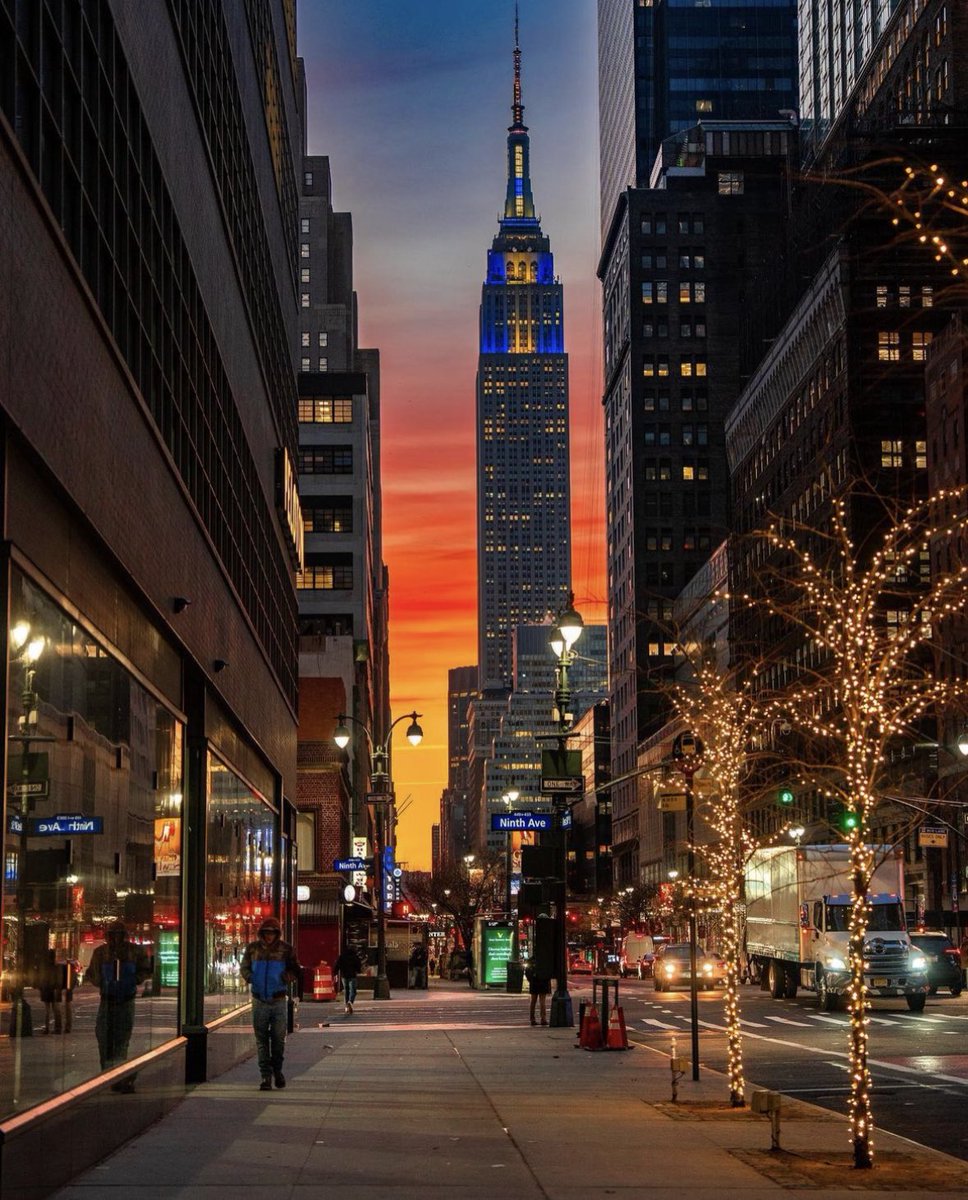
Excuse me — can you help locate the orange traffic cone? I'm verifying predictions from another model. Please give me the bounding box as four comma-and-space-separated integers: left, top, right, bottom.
312, 961, 337, 1002
606, 1005, 628, 1050
580, 1002, 604, 1050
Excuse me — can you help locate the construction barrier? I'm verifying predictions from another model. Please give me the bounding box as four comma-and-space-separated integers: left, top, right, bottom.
312, 961, 337, 1002
579, 1001, 604, 1050
605, 1004, 629, 1050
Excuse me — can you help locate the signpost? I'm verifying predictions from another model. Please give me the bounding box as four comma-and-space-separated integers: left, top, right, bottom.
919, 826, 948, 849
540, 747, 584, 796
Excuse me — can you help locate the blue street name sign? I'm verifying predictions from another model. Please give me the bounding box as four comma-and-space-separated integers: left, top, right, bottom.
491, 812, 553, 832
31, 813, 103, 836
333, 857, 369, 872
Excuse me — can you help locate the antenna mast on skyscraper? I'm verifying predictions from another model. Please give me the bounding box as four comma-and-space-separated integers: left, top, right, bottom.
511, 2, 525, 132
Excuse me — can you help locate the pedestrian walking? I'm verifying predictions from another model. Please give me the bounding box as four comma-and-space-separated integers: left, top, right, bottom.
525, 960, 550, 1025
333, 944, 361, 1014
409, 942, 427, 989
39, 950, 64, 1034
240, 916, 301, 1091
84, 921, 150, 1089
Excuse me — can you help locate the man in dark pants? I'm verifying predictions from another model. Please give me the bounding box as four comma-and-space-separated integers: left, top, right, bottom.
84, 921, 150, 1091
240, 917, 301, 1091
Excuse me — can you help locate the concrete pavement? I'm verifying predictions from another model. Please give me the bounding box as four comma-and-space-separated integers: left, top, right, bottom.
48, 980, 968, 1198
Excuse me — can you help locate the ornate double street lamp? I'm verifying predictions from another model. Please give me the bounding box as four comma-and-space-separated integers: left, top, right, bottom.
334, 709, 423, 999
547, 596, 584, 1028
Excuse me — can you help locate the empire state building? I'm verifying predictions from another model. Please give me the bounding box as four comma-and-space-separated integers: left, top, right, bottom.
476, 16, 571, 693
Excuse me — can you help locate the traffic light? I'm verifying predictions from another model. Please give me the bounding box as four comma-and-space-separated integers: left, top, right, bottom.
841, 808, 860, 832
777, 787, 795, 806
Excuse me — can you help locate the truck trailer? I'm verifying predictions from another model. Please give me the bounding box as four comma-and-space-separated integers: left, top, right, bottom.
744, 844, 929, 1011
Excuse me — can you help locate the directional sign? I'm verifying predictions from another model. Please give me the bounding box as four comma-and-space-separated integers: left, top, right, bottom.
540, 776, 584, 795
491, 812, 553, 832
919, 825, 948, 849
8, 780, 49, 799
333, 857, 369, 872
31, 813, 103, 836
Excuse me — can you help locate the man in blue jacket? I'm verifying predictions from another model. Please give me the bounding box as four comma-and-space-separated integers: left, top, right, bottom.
240, 917, 301, 1091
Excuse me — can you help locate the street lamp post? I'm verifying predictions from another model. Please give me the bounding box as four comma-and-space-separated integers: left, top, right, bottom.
548, 596, 584, 1028
334, 709, 423, 1000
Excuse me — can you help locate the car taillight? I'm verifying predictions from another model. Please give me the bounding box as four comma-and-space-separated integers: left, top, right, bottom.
945, 949, 960, 960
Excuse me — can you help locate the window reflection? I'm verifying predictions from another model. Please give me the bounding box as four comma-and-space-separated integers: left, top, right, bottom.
204, 757, 275, 1018
0, 571, 183, 1117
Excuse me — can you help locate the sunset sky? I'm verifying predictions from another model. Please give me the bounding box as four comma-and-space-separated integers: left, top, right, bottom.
299, 1, 607, 869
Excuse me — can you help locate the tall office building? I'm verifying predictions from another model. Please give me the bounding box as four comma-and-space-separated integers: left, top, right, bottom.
476, 18, 571, 694
597, 0, 799, 239
0, 1, 301, 1188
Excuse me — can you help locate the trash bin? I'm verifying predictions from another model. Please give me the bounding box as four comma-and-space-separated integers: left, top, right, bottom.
505, 959, 524, 993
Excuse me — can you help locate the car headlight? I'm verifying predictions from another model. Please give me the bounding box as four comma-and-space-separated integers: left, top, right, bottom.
663, 963, 676, 976
827, 957, 846, 971
702, 962, 712, 974
910, 955, 927, 972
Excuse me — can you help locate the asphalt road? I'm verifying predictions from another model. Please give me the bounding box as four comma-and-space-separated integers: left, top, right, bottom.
574, 974, 968, 1162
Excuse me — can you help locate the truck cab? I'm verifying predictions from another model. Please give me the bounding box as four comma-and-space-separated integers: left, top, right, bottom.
809, 892, 928, 1011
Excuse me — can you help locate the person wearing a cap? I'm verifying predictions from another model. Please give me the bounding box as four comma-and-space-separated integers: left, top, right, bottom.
84, 920, 150, 1089
240, 917, 301, 1091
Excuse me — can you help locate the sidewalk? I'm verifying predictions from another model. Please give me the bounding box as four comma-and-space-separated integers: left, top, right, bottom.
49, 982, 968, 1199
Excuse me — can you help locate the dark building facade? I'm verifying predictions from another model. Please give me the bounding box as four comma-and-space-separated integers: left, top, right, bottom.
0, 2, 302, 1193
597, 0, 799, 238
726, 0, 968, 912
599, 122, 797, 882
476, 21, 571, 693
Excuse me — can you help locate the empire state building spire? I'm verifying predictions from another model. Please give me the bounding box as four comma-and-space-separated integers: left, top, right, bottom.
504, 4, 536, 222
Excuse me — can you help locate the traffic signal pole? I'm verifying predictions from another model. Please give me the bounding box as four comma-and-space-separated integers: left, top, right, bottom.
685, 768, 700, 1082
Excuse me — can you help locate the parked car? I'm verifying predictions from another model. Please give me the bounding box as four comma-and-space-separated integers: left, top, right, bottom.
908, 930, 963, 996
654, 943, 726, 991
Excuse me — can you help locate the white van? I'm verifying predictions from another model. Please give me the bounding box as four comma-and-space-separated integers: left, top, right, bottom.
620, 933, 657, 979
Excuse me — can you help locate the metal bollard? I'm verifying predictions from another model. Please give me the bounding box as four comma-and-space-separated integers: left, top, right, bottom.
669, 1036, 685, 1103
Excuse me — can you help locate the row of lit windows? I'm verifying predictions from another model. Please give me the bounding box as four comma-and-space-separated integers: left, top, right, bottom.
642, 281, 707, 304
880, 439, 927, 469
876, 331, 934, 361
644, 528, 712, 552
298, 398, 352, 423
300, 358, 328, 371
301, 332, 329, 347
643, 459, 710, 482
875, 284, 934, 309
644, 357, 707, 378
296, 565, 353, 590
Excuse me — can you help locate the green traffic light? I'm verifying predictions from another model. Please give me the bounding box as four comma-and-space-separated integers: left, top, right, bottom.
842, 810, 859, 831
778, 788, 795, 805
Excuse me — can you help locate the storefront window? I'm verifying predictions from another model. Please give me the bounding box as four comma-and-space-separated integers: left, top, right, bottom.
0, 571, 183, 1118
204, 756, 275, 1019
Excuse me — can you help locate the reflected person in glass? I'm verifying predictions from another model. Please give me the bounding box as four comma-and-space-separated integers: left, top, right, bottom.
84, 921, 150, 1090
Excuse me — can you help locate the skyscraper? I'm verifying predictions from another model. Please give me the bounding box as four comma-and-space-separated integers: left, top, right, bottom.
476, 15, 571, 694
597, 0, 799, 238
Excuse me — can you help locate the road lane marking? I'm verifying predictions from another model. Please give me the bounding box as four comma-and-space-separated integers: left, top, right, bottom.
740, 1018, 769, 1028
808, 1014, 845, 1024
763, 1015, 812, 1027
643, 1018, 679, 1029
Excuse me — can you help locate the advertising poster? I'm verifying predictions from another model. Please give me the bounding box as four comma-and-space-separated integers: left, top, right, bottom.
483, 924, 514, 987
154, 817, 181, 876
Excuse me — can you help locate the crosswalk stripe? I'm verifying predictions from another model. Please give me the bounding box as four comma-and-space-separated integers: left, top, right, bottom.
763, 1015, 812, 1027
643, 1017, 679, 1029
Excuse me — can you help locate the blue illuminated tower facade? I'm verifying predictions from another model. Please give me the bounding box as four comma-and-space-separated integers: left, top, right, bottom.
476, 19, 571, 692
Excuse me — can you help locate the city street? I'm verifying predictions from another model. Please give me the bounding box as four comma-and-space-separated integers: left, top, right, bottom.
573, 977, 968, 1162
310, 977, 968, 1163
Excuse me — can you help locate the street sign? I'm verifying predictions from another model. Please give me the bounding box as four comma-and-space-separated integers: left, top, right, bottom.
657, 792, 687, 812
31, 813, 102, 836
919, 825, 948, 848
8, 780, 49, 799
333, 857, 369, 872
491, 811, 553, 832
540, 776, 584, 795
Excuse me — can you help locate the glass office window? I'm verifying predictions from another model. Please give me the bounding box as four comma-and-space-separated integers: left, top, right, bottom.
1, 571, 183, 1118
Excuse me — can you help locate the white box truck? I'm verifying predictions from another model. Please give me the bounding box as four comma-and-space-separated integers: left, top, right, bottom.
744, 844, 929, 1012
